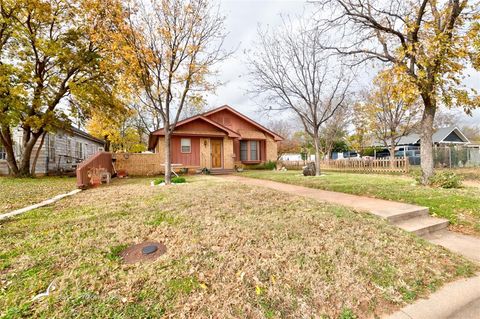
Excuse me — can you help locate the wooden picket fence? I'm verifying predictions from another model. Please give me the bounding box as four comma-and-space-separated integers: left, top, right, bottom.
280, 158, 410, 173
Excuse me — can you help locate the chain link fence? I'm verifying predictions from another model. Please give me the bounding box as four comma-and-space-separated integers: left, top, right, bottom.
433, 146, 480, 168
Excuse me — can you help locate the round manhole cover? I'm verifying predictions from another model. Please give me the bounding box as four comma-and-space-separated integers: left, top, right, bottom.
120, 241, 166, 264
142, 245, 158, 255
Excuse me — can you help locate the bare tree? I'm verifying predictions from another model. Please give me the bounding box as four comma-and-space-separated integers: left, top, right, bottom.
121, 0, 228, 184
249, 17, 352, 175
319, 105, 350, 159
315, 0, 480, 184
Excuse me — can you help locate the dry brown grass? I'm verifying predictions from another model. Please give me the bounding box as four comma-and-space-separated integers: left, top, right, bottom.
0, 176, 76, 214
0, 176, 475, 318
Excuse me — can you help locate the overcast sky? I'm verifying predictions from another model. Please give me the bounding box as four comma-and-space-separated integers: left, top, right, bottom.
206, 0, 480, 128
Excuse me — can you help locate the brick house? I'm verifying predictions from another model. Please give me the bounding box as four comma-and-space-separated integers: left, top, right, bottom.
147, 105, 283, 172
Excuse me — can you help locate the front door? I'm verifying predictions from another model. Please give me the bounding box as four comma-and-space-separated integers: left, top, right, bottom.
211, 139, 222, 168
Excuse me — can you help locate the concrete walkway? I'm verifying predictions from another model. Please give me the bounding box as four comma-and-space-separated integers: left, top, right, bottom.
219, 175, 480, 319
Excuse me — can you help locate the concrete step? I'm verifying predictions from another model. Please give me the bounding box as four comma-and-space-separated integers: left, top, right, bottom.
209, 169, 235, 175
386, 207, 430, 223
394, 216, 449, 236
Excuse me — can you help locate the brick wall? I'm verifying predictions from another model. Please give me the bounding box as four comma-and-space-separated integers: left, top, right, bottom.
266, 136, 278, 162
223, 137, 235, 169
114, 153, 164, 176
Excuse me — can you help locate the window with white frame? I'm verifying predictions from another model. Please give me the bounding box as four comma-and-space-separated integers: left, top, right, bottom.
181, 138, 191, 153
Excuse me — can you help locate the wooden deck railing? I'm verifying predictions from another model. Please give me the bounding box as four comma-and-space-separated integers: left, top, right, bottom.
76, 152, 113, 188
280, 158, 410, 173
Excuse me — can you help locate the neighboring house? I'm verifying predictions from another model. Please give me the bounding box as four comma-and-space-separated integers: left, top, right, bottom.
369, 126, 480, 167
331, 151, 360, 160
373, 126, 471, 157
0, 126, 105, 176
148, 105, 283, 171
279, 153, 316, 161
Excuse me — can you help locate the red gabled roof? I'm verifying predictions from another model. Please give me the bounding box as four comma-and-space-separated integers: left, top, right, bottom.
151, 115, 241, 138
148, 105, 283, 150
202, 105, 283, 141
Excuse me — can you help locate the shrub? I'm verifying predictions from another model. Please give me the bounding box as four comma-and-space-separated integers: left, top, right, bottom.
264, 160, 277, 170
339, 308, 357, 319
429, 171, 462, 189
106, 244, 128, 261
172, 176, 186, 183
250, 161, 277, 170
153, 178, 165, 185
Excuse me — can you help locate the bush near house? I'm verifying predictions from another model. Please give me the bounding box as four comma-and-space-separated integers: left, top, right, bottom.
153, 177, 186, 185
429, 172, 462, 189
249, 161, 277, 170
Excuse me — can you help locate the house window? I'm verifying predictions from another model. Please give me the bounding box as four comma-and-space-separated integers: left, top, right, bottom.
181, 138, 191, 153
240, 141, 248, 161
75, 141, 83, 159
250, 141, 258, 160
66, 138, 72, 163
240, 140, 260, 161
48, 135, 56, 162
0, 143, 6, 160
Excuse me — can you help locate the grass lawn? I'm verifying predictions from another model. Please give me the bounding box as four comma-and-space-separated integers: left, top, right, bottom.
0, 177, 77, 214
409, 166, 480, 181
0, 176, 476, 318
240, 170, 480, 236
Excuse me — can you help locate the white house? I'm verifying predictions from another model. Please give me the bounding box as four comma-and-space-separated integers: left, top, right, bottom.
0, 126, 105, 175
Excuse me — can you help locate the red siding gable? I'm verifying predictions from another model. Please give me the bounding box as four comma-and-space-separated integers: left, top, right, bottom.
206, 109, 260, 134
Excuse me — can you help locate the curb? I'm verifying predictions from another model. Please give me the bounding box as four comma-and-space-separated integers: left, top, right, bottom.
0, 189, 82, 221
385, 274, 480, 319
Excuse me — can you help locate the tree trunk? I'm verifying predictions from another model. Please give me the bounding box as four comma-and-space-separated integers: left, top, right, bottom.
104, 136, 111, 152
18, 134, 41, 177
389, 144, 396, 168
313, 136, 321, 176
164, 130, 172, 184
31, 132, 47, 177
0, 126, 19, 175
420, 98, 436, 185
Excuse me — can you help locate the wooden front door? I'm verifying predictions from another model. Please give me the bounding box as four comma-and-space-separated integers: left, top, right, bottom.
211, 139, 222, 168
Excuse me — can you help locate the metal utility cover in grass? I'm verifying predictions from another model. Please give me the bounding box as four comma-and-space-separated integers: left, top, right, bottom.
120, 241, 166, 264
